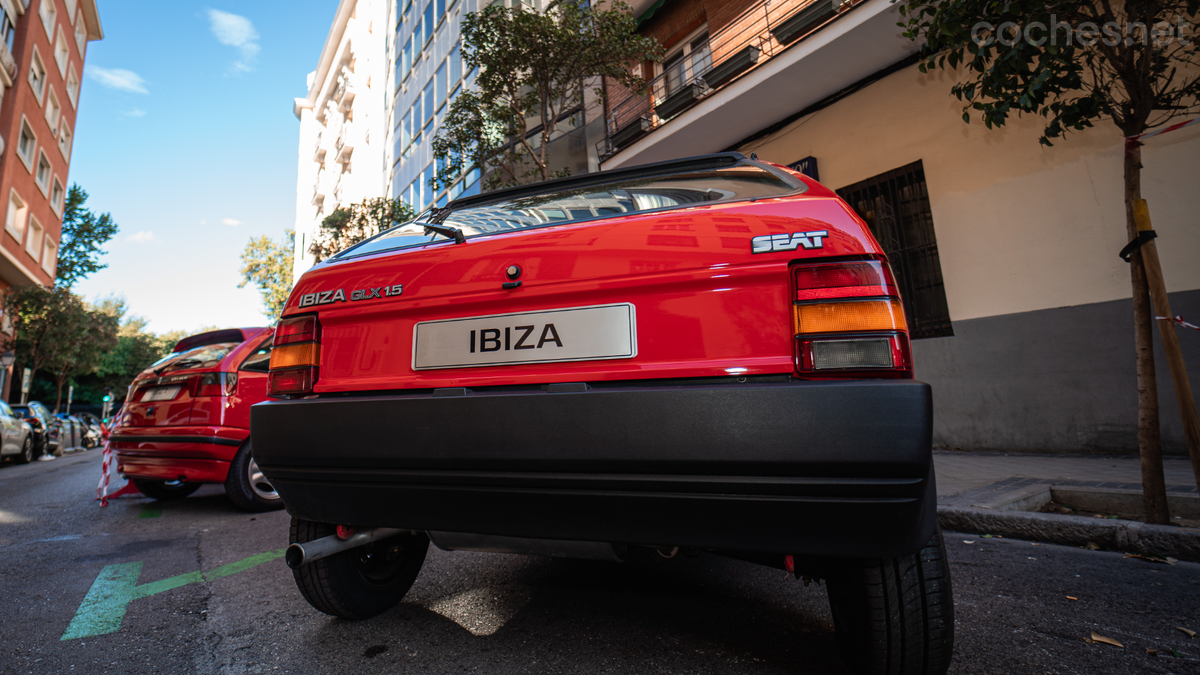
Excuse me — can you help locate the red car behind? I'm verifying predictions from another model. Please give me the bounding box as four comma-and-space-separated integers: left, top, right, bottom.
111, 327, 281, 512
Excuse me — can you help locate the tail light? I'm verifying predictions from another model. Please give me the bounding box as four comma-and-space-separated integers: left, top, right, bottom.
196, 372, 238, 397
790, 259, 912, 378
270, 314, 321, 397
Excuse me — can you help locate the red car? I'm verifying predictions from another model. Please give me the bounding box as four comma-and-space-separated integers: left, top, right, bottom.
254, 153, 951, 675
112, 327, 282, 512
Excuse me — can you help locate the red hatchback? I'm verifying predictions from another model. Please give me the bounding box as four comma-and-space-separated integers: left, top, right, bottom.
254, 153, 951, 674
112, 327, 282, 512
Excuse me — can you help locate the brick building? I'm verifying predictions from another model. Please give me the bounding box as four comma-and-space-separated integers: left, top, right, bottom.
0, 0, 102, 395
603, 0, 1200, 454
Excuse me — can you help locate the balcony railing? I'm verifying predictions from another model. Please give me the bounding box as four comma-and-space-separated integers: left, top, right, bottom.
313, 131, 326, 163
336, 70, 356, 113
0, 41, 16, 84
599, 0, 853, 160
335, 123, 354, 164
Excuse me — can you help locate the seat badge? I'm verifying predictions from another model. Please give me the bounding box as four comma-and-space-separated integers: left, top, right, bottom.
298, 284, 403, 308
751, 230, 828, 254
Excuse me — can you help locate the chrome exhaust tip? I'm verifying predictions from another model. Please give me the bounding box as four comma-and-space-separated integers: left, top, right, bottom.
286, 527, 409, 569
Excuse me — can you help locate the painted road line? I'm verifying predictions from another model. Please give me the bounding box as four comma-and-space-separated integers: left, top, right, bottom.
61, 548, 284, 640
138, 504, 162, 519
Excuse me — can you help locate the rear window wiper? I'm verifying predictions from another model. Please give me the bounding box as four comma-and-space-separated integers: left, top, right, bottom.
155, 358, 201, 375
422, 222, 465, 245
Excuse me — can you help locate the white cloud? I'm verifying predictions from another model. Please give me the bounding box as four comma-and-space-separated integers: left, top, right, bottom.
86, 66, 149, 94
207, 9, 260, 73
222, 218, 240, 226
123, 108, 146, 118
129, 231, 158, 244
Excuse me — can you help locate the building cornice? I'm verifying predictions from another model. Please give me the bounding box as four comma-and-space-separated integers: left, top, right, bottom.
295, 0, 355, 120
79, 0, 103, 41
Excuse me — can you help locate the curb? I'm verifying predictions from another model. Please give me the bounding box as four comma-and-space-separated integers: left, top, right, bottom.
937, 506, 1200, 562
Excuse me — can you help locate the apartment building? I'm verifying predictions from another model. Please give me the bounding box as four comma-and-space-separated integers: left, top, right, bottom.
601, 0, 1200, 453
0, 0, 100, 294
292, 0, 391, 280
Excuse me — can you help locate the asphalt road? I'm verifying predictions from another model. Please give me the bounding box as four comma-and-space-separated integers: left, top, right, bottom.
1, 450, 1198, 675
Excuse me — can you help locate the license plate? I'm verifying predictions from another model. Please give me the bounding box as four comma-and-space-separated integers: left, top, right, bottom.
412, 303, 636, 370
142, 386, 180, 402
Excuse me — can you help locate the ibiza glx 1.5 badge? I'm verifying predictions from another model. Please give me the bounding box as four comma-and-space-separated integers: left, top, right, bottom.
750, 230, 828, 254
298, 284, 403, 308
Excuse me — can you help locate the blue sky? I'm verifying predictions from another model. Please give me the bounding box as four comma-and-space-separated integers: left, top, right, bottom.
71, 2, 336, 333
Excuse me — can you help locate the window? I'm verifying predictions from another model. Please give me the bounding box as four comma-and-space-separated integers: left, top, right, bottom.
836, 160, 953, 339
5, 190, 27, 241
39, 0, 57, 37
423, 80, 434, 125
238, 339, 274, 372
661, 29, 711, 98
66, 63, 79, 108
449, 43, 461, 88
26, 215, 43, 260
74, 11, 86, 54
401, 36, 412, 82
1, 8, 15, 53
41, 238, 56, 274
35, 151, 52, 195
423, 0, 434, 45
28, 49, 47, 104
57, 118, 71, 158
50, 177, 64, 215
65, 0, 77, 19
45, 88, 61, 135
16, 117, 36, 171
435, 60, 447, 107
54, 26, 69, 74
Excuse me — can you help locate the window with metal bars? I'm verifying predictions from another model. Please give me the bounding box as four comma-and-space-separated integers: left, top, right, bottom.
835, 160, 952, 339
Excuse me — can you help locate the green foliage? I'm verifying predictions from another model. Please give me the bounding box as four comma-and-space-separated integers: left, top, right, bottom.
239, 229, 295, 321
56, 184, 119, 288
896, 0, 1200, 141
432, 1, 662, 191
308, 197, 416, 262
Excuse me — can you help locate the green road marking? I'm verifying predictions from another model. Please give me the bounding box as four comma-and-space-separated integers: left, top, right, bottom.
61, 548, 284, 640
138, 504, 162, 519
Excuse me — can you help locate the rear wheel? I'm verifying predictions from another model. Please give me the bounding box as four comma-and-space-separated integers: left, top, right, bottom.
224, 442, 284, 512
132, 478, 202, 501
14, 436, 33, 464
825, 526, 954, 675
289, 518, 429, 620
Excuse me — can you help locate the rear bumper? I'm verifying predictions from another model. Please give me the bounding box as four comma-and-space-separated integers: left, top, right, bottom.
252, 380, 935, 558
112, 426, 246, 483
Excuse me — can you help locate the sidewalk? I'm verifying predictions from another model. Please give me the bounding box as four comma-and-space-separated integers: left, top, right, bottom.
932, 451, 1200, 561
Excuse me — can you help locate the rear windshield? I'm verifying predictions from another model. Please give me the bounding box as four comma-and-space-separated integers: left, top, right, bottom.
143, 342, 240, 376
337, 161, 800, 259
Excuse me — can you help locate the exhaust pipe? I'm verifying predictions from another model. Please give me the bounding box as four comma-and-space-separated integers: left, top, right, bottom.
285, 527, 409, 569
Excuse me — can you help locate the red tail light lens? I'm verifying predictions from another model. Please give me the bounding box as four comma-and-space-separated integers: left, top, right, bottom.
270, 314, 321, 397
196, 372, 238, 397
275, 314, 320, 346
790, 258, 911, 378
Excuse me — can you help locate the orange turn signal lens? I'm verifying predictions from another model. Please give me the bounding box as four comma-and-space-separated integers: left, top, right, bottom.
269, 342, 320, 369
793, 299, 906, 334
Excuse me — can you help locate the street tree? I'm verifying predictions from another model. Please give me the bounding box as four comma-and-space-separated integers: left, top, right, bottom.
239, 229, 294, 321
432, 1, 661, 191
56, 184, 119, 288
308, 197, 416, 262
1, 286, 93, 407
897, 0, 1200, 523
44, 298, 119, 412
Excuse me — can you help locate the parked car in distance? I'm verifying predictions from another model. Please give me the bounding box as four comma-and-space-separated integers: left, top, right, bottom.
0, 401, 35, 464
110, 327, 282, 512
54, 413, 89, 452
253, 152, 952, 675
12, 401, 60, 457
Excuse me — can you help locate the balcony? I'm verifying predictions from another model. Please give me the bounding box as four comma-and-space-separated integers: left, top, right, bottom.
598, 0, 912, 166
334, 123, 354, 164
336, 70, 356, 113
0, 40, 15, 86
313, 132, 326, 163
311, 184, 325, 207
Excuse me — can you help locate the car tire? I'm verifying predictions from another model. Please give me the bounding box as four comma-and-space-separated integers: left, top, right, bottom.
825, 526, 954, 675
132, 478, 202, 501
14, 435, 33, 464
31, 434, 45, 459
224, 442, 284, 512
289, 518, 429, 620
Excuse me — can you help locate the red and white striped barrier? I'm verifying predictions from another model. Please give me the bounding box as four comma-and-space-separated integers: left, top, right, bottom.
1158, 315, 1200, 331
1128, 117, 1200, 142
96, 424, 113, 507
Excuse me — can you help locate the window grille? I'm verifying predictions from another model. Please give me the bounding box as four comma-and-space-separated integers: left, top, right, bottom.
836, 160, 952, 339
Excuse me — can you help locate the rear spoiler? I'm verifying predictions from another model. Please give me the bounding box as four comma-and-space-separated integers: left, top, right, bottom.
172, 327, 267, 353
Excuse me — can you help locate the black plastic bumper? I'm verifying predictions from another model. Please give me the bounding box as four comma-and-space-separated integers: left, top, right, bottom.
252, 380, 935, 558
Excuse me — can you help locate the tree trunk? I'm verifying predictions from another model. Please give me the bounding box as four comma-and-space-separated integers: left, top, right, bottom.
1124, 139, 1170, 525
54, 373, 65, 414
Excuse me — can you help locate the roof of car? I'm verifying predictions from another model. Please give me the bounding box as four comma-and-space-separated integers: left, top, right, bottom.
442, 152, 751, 213
172, 327, 269, 354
